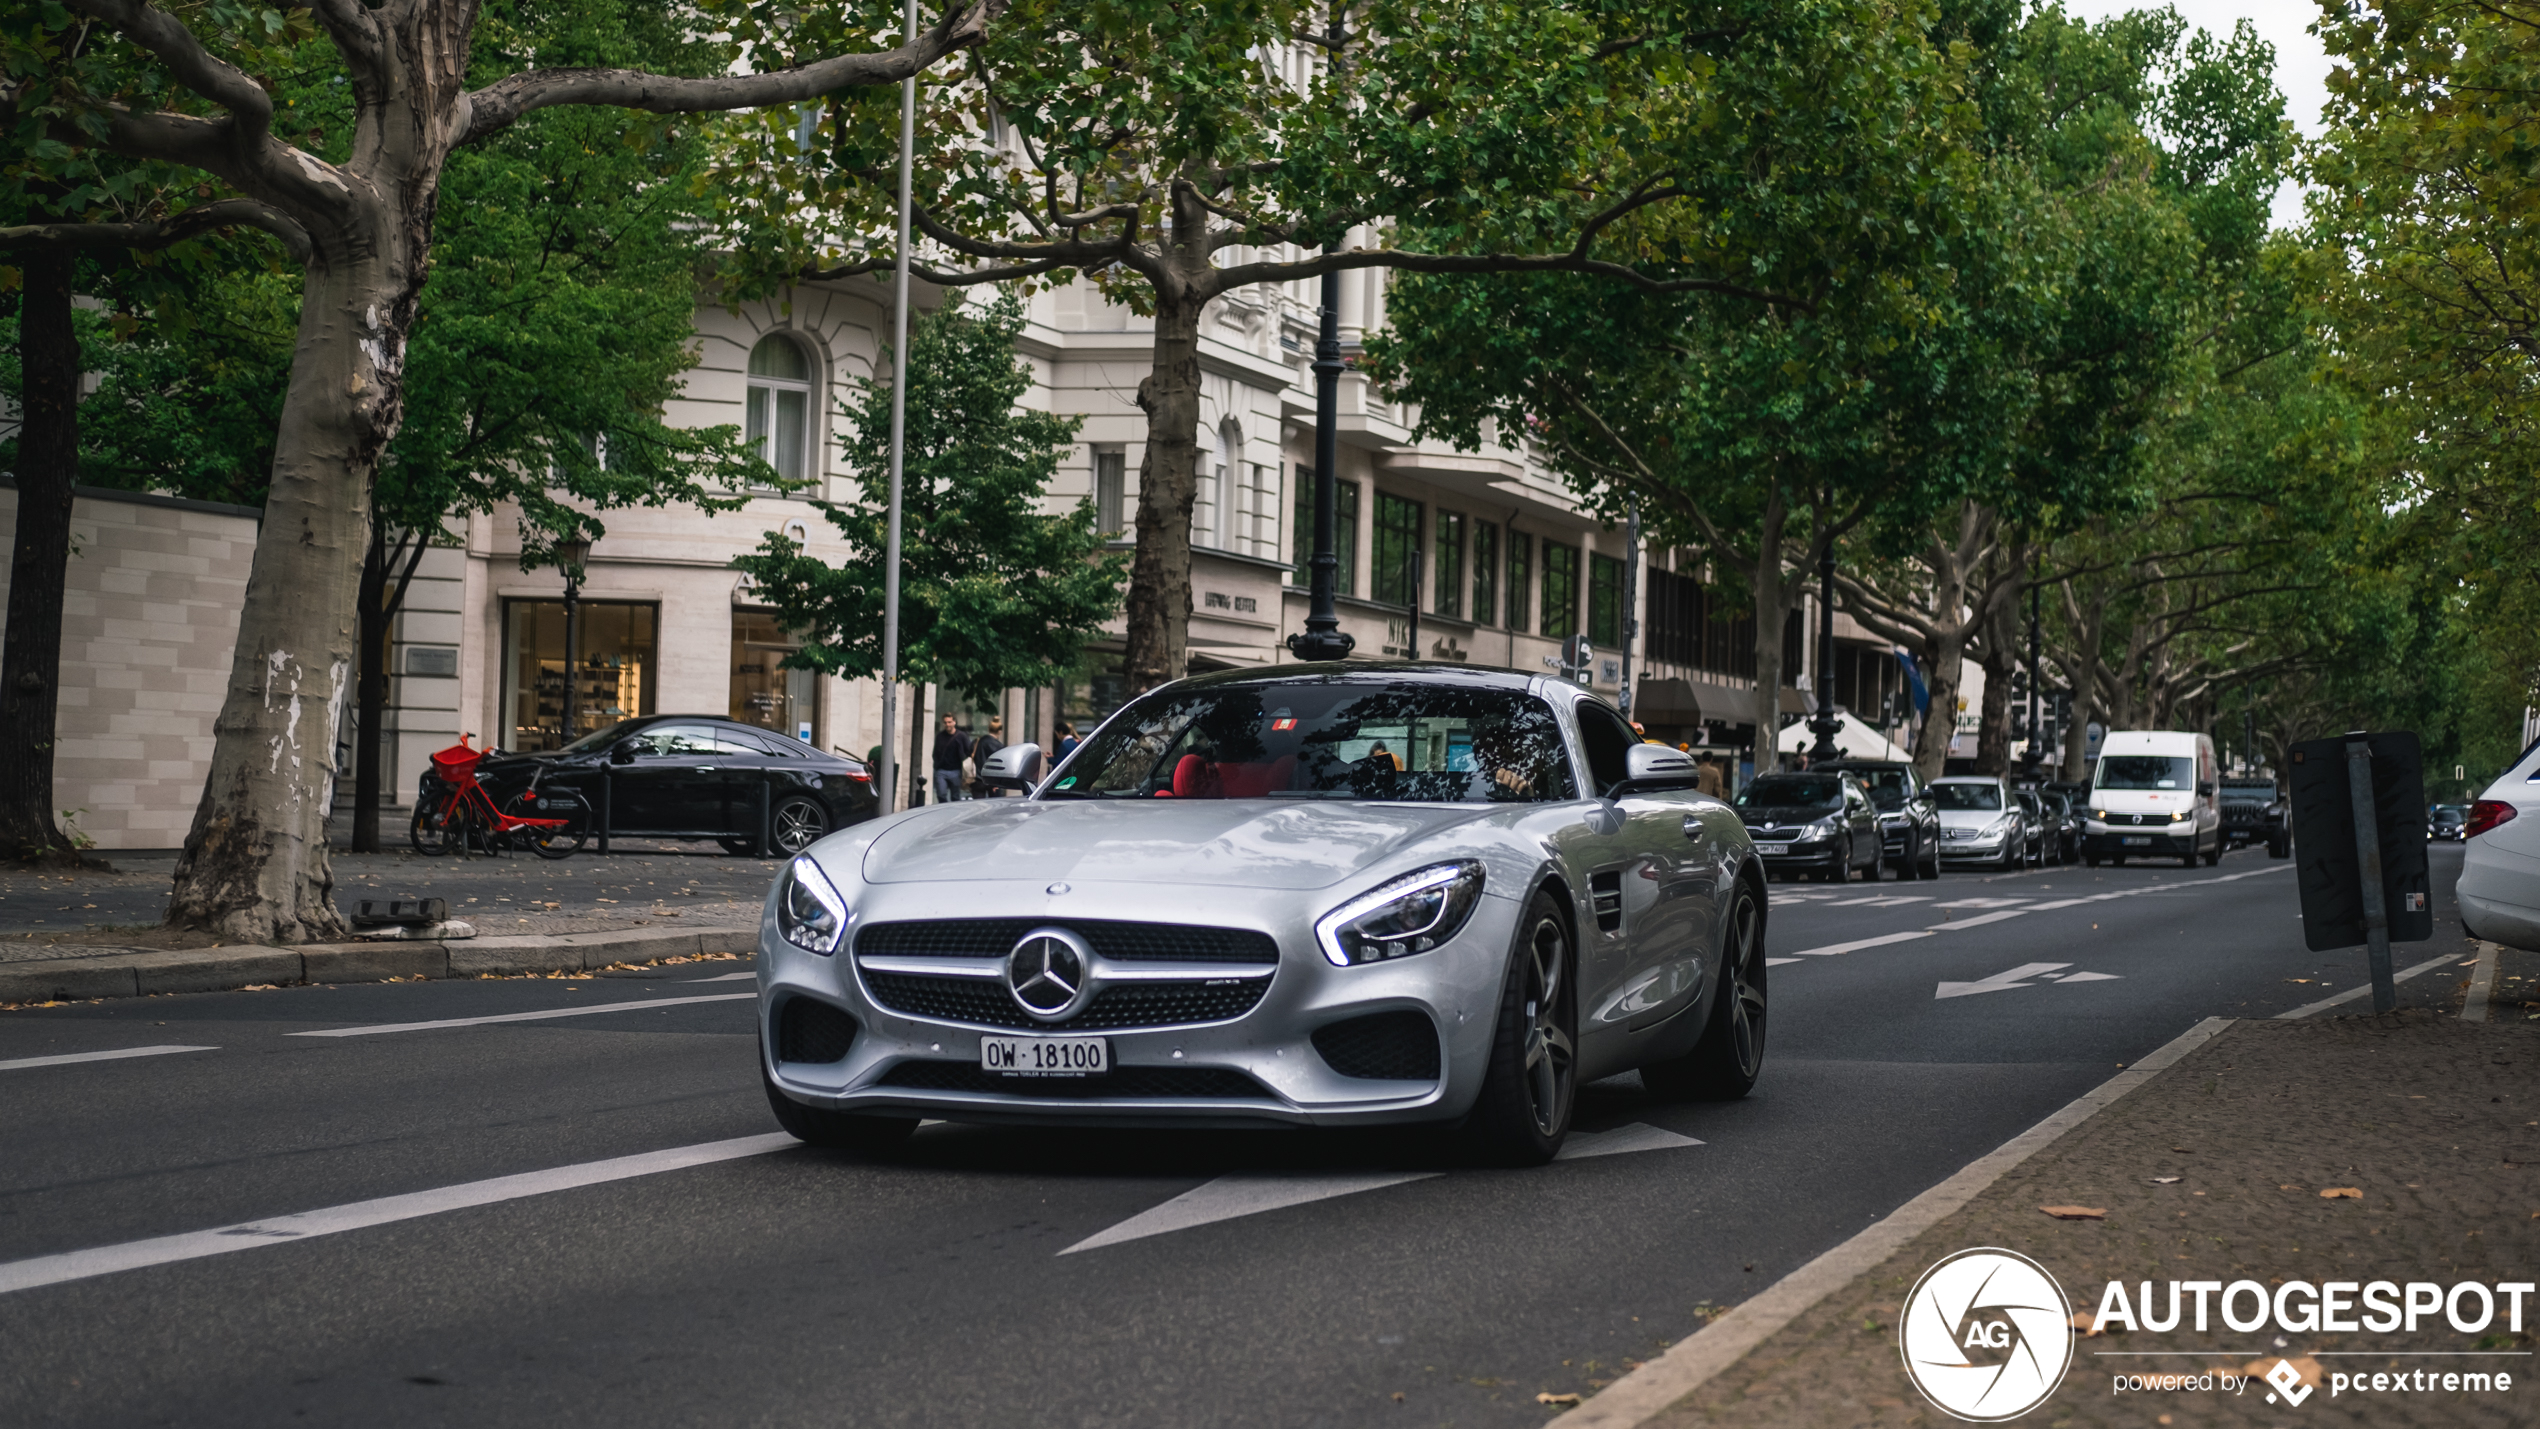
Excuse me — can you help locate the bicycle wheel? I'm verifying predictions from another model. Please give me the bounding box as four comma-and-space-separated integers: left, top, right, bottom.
409, 800, 450, 855
505, 793, 588, 860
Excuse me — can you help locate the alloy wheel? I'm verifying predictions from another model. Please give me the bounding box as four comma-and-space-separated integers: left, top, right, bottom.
1725, 892, 1766, 1080
773, 798, 828, 854
1521, 915, 1575, 1137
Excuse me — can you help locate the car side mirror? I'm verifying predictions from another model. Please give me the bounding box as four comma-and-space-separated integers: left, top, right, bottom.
980, 742, 1043, 790
610, 738, 643, 765
2197, 781, 2216, 798
1616, 742, 1698, 796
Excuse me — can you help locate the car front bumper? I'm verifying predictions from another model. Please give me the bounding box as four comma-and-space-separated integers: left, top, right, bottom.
2084, 824, 2195, 855
757, 880, 1524, 1129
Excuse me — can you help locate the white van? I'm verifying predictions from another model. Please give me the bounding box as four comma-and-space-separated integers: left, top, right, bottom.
2083, 730, 2220, 868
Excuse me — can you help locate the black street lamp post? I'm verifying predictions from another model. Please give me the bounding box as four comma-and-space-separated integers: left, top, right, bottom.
555, 534, 591, 747
1805, 501, 1841, 764
1287, 259, 1356, 664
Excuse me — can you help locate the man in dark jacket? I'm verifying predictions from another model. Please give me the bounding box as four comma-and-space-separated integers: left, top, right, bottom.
970, 717, 1007, 797
931, 715, 969, 805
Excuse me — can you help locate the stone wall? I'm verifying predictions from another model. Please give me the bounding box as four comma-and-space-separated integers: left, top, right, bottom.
0, 484, 258, 850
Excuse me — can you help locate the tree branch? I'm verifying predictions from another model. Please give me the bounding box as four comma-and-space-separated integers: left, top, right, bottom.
0, 197, 311, 262
457, 0, 999, 145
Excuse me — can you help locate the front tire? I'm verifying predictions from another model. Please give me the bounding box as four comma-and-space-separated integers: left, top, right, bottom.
1458, 890, 1578, 1166
770, 795, 830, 855
1643, 881, 1766, 1102
762, 1060, 917, 1153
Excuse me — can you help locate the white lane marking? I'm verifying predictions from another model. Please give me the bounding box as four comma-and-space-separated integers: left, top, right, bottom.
1935, 898, 2031, 910
1927, 910, 2031, 931
1061, 1170, 1440, 1254
1786, 931, 1934, 958
1934, 962, 2071, 1000
1764, 957, 1802, 967
2462, 940, 2502, 1023
2274, 954, 2470, 1019
288, 992, 756, 1038
2026, 898, 2091, 910
1860, 895, 1935, 907
0, 1133, 794, 1296
1821, 894, 1903, 907
684, 971, 758, 983
1555, 1123, 1703, 1160
1060, 1122, 1700, 1254
0, 1045, 218, 1074
2054, 971, 2121, 983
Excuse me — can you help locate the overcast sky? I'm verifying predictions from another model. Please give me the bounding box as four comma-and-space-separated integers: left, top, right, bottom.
2060, 0, 2333, 226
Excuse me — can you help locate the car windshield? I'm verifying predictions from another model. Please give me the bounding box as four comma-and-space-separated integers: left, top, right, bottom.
1929, 783, 2003, 811
2220, 783, 2274, 804
1049, 680, 1578, 803
2097, 755, 2195, 790
555, 719, 642, 755
1734, 775, 1842, 810
2432, 807, 2464, 825
1825, 766, 1909, 810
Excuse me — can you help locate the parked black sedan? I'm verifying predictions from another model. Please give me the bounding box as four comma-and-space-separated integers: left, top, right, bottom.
471, 716, 878, 856
1733, 772, 1886, 881
1812, 758, 1941, 880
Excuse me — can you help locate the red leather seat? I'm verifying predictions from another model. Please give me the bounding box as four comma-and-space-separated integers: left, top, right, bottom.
1170, 754, 1295, 798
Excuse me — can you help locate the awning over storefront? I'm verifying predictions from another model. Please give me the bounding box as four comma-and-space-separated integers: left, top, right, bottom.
1633, 675, 1804, 728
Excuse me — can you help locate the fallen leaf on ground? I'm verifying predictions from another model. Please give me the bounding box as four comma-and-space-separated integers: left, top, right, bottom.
1390, 1393, 1404, 1403
2321, 1187, 2362, 1199
2279, 1184, 2304, 1191
2040, 1205, 2106, 1220
2150, 1176, 2181, 1185
1536, 1392, 1583, 1407
2069, 1312, 2106, 1337
2244, 1355, 2323, 1387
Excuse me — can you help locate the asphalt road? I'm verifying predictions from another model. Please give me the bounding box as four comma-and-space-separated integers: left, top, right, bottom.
0, 842, 2480, 1428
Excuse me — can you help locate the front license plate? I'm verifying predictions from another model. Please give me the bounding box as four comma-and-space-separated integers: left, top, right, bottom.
2121, 836, 2152, 846
980, 1035, 1109, 1077
1752, 843, 1789, 855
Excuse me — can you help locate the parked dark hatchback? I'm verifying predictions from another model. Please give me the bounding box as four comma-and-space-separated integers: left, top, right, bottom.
2219, 778, 2291, 856
471, 715, 878, 855
1811, 758, 1941, 880
1733, 772, 1885, 881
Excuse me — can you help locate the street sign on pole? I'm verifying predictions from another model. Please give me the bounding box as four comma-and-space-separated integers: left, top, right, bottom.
2288, 731, 2431, 1011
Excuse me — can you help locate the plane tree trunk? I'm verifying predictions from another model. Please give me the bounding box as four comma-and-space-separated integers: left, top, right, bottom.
0, 247, 89, 864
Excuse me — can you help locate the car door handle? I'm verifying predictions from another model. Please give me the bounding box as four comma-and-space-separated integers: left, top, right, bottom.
693, 766, 720, 774
1682, 815, 1705, 841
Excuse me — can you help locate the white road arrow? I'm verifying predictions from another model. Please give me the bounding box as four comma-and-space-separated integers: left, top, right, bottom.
1934, 962, 2071, 1000
1059, 1122, 1701, 1254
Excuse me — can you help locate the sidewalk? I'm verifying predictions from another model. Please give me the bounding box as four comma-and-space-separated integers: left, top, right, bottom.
1594, 1008, 2537, 1427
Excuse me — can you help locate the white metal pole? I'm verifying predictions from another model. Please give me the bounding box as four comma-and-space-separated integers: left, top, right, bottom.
877, 0, 917, 814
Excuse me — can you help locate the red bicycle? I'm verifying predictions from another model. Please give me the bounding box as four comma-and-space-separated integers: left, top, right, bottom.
410, 736, 589, 859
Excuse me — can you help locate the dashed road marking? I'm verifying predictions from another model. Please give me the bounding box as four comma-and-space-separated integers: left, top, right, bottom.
1787, 931, 1935, 958
287, 992, 756, 1038
0, 1045, 218, 1074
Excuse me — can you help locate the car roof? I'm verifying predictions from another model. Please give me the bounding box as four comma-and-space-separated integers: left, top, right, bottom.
1931, 774, 2006, 784
1176, 661, 1544, 695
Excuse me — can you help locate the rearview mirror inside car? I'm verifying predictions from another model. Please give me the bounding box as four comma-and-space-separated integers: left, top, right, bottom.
980, 742, 1043, 790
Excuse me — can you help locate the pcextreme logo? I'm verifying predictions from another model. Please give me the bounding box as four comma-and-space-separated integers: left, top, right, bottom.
1900, 1248, 2075, 1421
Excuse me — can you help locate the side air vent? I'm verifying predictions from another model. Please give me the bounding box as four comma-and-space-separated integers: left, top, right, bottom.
1589, 871, 1624, 933
1311, 1011, 1443, 1081
776, 996, 858, 1064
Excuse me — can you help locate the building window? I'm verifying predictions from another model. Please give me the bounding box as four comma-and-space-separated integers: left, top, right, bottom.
501, 600, 658, 752
1543, 542, 1580, 641
731, 609, 819, 743
1290, 468, 1357, 594
1432, 510, 1466, 619
1194, 424, 1236, 550
746, 335, 813, 484
1505, 529, 1532, 632
1059, 650, 1129, 731
1244, 461, 1277, 558
1093, 447, 1126, 536
1589, 552, 1624, 647
1471, 521, 1498, 626
1372, 492, 1423, 607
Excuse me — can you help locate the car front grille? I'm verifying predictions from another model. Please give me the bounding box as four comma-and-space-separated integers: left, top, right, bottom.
860, 971, 1271, 1031
776, 996, 858, 1064
1311, 1011, 1442, 1081
855, 919, 1277, 964
873, 1060, 1273, 1100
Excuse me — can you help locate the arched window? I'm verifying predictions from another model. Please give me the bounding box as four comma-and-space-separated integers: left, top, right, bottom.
746, 335, 813, 483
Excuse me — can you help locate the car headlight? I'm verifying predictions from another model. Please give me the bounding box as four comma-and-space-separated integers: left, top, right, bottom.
1981, 815, 2012, 837
1316, 861, 1485, 967
1807, 816, 1840, 836
776, 857, 849, 955
2088, 807, 2107, 821
2170, 810, 2192, 823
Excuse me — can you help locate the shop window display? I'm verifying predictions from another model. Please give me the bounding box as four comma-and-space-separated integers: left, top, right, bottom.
731, 609, 818, 743
502, 601, 657, 751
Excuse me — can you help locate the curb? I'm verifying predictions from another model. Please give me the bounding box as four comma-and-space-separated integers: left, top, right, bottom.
1549, 1015, 2236, 1429
0, 924, 760, 1005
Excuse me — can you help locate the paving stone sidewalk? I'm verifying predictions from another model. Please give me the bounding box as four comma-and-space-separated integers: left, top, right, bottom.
1645, 1010, 2538, 1428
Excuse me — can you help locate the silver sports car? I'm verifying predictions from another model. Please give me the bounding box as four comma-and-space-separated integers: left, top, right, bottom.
755, 663, 1769, 1164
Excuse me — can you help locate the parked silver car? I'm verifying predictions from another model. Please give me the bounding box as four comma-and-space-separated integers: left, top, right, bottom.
756, 665, 1771, 1165
1931, 775, 2034, 870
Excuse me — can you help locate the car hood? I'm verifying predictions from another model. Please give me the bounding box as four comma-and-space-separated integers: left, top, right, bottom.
857, 798, 1502, 890
1734, 806, 1835, 828
1935, 808, 2009, 828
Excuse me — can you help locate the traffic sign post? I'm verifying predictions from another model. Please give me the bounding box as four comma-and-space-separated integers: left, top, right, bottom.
2288, 730, 2431, 1012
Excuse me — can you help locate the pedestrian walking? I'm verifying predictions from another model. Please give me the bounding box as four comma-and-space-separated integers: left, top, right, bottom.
971, 717, 1007, 797
1053, 722, 1080, 761
1696, 753, 1725, 799
931, 714, 969, 805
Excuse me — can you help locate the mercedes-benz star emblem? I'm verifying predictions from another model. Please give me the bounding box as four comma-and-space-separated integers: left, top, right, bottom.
1005, 926, 1094, 1022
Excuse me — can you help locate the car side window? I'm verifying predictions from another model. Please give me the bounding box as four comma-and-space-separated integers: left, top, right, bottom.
1575, 702, 1636, 796
642, 724, 730, 757
718, 727, 788, 757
